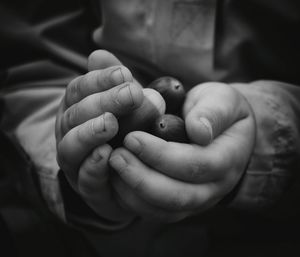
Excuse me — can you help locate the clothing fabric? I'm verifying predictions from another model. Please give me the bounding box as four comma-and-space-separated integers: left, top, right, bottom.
0, 131, 97, 257
94, 0, 300, 213
1, 0, 300, 256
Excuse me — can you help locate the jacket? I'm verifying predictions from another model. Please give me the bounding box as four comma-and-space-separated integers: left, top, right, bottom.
1, 0, 300, 256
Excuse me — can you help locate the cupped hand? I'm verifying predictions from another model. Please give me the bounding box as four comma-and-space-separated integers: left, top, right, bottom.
55, 50, 145, 222
55, 50, 165, 222
109, 82, 256, 222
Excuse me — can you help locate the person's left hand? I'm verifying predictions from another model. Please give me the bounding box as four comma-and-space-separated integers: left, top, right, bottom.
109, 82, 256, 222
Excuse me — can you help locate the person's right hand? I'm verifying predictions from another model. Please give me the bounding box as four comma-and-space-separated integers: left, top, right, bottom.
55, 50, 147, 222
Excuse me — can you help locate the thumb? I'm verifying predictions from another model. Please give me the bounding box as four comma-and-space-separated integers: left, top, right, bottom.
184, 82, 250, 146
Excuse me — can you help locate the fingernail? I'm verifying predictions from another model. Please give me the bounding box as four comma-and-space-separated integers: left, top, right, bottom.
143, 88, 166, 115
117, 83, 134, 106
199, 117, 213, 143
110, 67, 124, 85
124, 135, 141, 153
92, 115, 105, 134
91, 148, 103, 163
109, 155, 127, 170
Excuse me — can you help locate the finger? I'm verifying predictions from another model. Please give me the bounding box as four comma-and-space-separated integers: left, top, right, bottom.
137, 88, 166, 118
112, 175, 188, 222
65, 66, 134, 107
109, 148, 220, 212
123, 116, 254, 187
123, 89, 166, 127
109, 88, 166, 147
78, 144, 132, 222
88, 50, 122, 71
183, 82, 250, 146
124, 131, 227, 183
57, 112, 118, 187
61, 82, 143, 134
124, 119, 254, 193
88, 50, 143, 88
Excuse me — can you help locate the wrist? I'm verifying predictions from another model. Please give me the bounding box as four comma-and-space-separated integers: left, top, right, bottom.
226, 81, 300, 213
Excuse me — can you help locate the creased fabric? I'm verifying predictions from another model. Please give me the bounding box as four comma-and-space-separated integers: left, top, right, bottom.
0, 1, 300, 256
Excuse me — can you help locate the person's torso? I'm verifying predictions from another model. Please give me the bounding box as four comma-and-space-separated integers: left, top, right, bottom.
95, 0, 300, 88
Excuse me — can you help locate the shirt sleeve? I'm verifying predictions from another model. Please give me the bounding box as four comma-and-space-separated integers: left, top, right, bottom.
0, 0, 97, 221
230, 80, 300, 218
0, 0, 133, 231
